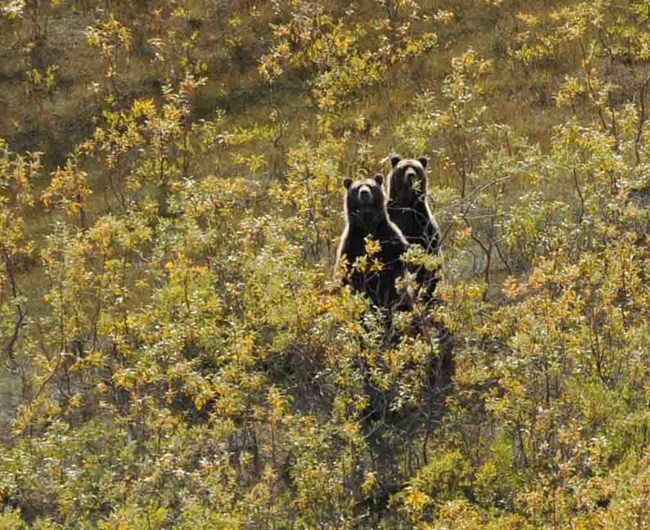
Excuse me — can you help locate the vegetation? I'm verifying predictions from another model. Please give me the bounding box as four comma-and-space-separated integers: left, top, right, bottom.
2, 0, 650, 527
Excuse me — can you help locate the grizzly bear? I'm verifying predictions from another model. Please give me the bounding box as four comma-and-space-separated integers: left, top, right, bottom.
386, 155, 442, 304
336, 174, 410, 310
387, 155, 453, 397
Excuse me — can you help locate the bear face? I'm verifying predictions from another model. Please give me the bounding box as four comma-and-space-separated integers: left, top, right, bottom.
344, 174, 387, 231
387, 155, 428, 205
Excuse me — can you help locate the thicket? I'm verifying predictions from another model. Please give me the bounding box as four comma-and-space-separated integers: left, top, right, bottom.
1, 0, 650, 528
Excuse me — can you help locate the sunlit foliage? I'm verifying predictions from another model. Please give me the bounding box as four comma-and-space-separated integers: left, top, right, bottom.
1, 0, 650, 528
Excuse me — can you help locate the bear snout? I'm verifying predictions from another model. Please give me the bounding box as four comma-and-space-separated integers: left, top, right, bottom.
404, 167, 417, 183
358, 185, 372, 204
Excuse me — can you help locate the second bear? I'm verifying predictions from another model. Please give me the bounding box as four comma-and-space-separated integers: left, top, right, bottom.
387, 155, 442, 303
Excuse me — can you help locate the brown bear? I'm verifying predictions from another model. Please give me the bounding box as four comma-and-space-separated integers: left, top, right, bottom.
336, 174, 410, 310
387, 155, 453, 398
386, 155, 442, 304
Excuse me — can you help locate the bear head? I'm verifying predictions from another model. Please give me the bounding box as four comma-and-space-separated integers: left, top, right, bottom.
343, 174, 387, 230
387, 155, 429, 204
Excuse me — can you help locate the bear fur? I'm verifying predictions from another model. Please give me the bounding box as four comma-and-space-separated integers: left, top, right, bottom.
336, 174, 410, 310
386, 155, 442, 303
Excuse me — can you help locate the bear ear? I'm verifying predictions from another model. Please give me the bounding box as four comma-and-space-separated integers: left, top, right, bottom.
343, 177, 353, 189
390, 154, 401, 168
374, 173, 384, 186
418, 157, 428, 169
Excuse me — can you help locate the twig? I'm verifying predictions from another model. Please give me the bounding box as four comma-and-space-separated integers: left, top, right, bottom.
634, 75, 650, 165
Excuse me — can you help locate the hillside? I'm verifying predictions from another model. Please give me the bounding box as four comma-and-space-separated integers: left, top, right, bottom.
2, 0, 650, 528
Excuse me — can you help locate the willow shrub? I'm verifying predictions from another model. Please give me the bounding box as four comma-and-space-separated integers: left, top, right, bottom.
2, 1, 650, 529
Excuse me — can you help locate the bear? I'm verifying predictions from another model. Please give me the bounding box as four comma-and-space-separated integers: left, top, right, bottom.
336, 173, 410, 311
387, 155, 453, 398
386, 155, 442, 304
